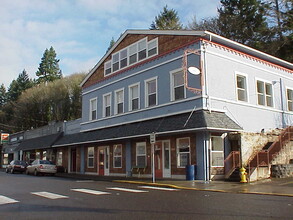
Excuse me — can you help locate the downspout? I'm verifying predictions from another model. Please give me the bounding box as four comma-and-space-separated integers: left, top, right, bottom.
202, 38, 211, 113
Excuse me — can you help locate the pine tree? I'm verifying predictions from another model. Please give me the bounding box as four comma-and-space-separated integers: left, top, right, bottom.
218, 0, 270, 46
0, 84, 6, 107
107, 37, 116, 52
150, 5, 183, 30
36, 46, 62, 83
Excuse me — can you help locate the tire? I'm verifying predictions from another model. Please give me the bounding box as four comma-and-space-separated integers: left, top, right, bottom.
34, 169, 38, 176
10, 168, 14, 174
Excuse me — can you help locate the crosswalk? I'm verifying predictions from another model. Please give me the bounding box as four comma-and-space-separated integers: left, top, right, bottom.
0, 185, 180, 206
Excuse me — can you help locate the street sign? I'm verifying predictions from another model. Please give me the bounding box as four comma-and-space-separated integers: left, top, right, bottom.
1, 133, 9, 144
150, 132, 156, 144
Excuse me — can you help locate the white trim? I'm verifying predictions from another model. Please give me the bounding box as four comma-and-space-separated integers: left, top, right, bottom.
255, 77, 274, 108
286, 87, 293, 112
170, 68, 186, 101
89, 97, 97, 121
102, 92, 112, 118
136, 142, 147, 167
145, 76, 158, 108
176, 137, 191, 168
235, 71, 249, 103
114, 88, 124, 115
128, 82, 140, 111
113, 144, 122, 168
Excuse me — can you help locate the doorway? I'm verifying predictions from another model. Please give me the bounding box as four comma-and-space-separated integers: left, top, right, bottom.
154, 140, 171, 178
98, 146, 109, 176
71, 147, 76, 173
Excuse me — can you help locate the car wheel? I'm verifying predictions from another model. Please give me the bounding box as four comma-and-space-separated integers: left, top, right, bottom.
10, 168, 14, 174
34, 169, 38, 176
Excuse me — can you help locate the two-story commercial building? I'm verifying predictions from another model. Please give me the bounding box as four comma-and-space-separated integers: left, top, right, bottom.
53, 30, 293, 181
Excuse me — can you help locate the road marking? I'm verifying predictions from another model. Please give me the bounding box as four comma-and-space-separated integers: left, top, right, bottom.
138, 186, 180, 191
107, 187, 148, 193
31, 192, 69, 200
71, 188, 111, 195
0, 195, 19, 205
76, 180, 94, 183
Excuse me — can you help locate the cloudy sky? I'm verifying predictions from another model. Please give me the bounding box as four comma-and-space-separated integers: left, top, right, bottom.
0, 0, 220, 88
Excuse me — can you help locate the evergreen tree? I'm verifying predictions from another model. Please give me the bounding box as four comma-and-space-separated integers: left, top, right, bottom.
0, 84, 6, 107
150, 5, 183, 30
187, 15, 221, 34
107, 37, 116, 52
36, 46, 62, 83
218, 0, 270, 46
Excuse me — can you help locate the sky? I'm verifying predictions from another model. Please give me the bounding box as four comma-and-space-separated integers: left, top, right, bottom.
0, 0, 220, 88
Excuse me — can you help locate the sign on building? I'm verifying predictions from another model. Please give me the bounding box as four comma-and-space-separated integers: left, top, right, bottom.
1, 133, 9, 144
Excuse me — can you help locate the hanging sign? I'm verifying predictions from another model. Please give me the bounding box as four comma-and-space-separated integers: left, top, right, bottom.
1, 133, 9, 144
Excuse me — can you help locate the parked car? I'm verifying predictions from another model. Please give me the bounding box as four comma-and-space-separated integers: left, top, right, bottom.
6, 160, 28, 174
26, 159, 57, 176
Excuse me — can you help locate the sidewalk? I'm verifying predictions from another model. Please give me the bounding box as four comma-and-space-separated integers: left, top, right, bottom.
55, 172, 293, 197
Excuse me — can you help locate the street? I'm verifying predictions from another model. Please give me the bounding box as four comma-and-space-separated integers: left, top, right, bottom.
0, 172, 292, 220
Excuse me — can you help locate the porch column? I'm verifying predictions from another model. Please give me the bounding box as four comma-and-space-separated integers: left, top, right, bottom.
125, 141, 132, 177
196, 131, 210, 181
80, 145, 85, 174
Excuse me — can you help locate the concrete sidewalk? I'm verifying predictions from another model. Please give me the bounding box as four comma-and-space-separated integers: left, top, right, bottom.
54, 172, 293, 197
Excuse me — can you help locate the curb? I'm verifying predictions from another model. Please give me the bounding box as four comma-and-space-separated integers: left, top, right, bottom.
113, 180, 293, 197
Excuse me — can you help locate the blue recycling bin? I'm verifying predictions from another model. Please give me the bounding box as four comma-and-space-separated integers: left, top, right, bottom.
186, 165, 196, 180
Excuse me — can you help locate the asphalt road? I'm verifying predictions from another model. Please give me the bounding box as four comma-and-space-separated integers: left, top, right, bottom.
0, 172, 292, 220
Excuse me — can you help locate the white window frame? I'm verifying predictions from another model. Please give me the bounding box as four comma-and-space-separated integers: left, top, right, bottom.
176, 137, 191, 168
120, 48, 128, 69
87, 147, 94, 168
115, 88, 124, 115
235, 72, 248, 102
256, 78, 274, 107
113, 144, 122, 168
104, 60, 112, 76
170, 68, 186, 101
286, 87, 293, 112
89, 97, 97, 121
210, 136, 224, 167
138, 38, 147, 61
112, 52, 119, 72
145, 77, 158, 107
103, 92, 112, 117
128, 43, 138, 65
129, 82, 140, 111
136, 142, 147, 167
147, 38, 158, 57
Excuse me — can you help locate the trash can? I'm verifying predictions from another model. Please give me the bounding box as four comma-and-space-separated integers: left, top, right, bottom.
186, 165, 196, 180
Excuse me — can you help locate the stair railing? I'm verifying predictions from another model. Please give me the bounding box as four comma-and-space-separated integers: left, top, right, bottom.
224, 151, 240, 179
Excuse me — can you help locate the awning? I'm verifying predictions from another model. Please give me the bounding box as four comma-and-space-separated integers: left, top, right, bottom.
17, 133, 63, 151
2, 143, 20, 154
53, 110, 242, 147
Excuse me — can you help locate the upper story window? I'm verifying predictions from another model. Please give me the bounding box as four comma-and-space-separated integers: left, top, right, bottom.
104, 37, 158, 76
257, 80, 273, 107
287, 88, 293, 111
105, 60, 111, 76
145, 77, 157, 107
171, 69, 185, 101
112, 52, 119, 72
129, 83, 140, 111
236, 74, 248, 102
103, 93, 111, 117
89, 98, 97, 120
115, 89, 124, 115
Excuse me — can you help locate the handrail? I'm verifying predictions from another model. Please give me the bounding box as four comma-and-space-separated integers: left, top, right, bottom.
247, 126, 292, 177
224, 151, 240, 178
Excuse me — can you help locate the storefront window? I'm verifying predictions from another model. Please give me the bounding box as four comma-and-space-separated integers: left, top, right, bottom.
211, 136, 224, 167
88, 147, 94, 168
57, 151, 63, 166
177, 137, 190, 167
113, 145, 122, 168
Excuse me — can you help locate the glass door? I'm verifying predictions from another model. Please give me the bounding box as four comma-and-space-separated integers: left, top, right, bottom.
162, 140, 171, 178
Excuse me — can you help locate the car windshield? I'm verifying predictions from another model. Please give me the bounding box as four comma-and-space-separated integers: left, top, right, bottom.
14, 160, 26, 165
40, 160, 53, 165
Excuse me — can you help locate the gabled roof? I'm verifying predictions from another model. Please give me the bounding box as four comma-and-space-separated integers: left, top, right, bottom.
53, 110, 242, 147
81, 29, 293, 87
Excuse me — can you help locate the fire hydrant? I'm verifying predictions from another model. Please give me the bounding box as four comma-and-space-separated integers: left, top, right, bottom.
240, 167, 247, 183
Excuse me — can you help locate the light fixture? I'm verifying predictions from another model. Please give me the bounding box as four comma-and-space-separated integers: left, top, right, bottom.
188, 66, 200, 75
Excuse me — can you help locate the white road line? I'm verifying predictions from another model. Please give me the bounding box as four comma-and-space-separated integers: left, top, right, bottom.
76, 180, 94, 183
71, 188, 111, 195
138, 186, 180, 191
31, 192, 69, 200
107, 187, 148, 193
0, 195, 19, 205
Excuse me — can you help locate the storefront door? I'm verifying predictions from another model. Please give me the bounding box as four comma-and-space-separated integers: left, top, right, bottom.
155, 143, 163, 178
162, 140, 171, 178
71, 148, 76, 172
98, 146, 109, 176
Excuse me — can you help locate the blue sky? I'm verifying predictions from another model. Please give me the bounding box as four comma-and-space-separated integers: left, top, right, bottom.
0, 0, 220, 88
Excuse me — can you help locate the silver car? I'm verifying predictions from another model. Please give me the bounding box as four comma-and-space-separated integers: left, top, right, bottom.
26, 159, 57, 176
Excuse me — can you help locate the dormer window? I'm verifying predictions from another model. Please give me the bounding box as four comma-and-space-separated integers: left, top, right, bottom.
120, 49, 128, 69
105, 61, 111, 75
138, 38, 147, 61
129, 44, 137, 65
112, 53, 119, 72
148, 38, 158, 57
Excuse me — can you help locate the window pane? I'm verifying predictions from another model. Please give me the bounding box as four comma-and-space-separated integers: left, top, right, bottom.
88, 158, 94, 167
237, 76, 246, 89
174, 86, 184, 100
105, 68, 111, 75
91, 110, 96, 120
113, 53, 119, 62
212, 152, 224, 167
117, 103, 123, 114
211, 137, 224, 151
174, 72, 184, 86
120, 58, 127, 68
265, 83, 272, 96
266, 96, 273, 107
237, 89, 247, 101
257, 81, 264, 93
178, 138, 190, 149
137, 145, 145, 155
164, 147, 169, 169
148, 48, 157, 56
129, 44, 137, 55
114, 145, 122, 156
131, 85, 139, 98
132, 98, 139, 110
120, 49, 127, 59
137, 156, 146, 167
179, 153, 189, 167
105, 106, 110, 117
138, 49, 146, 60
138, 39, 146, 51
148, 94, 156, 106
129, 54, 137, 64
147, 80, 156, 94
114, 157, 122, 168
